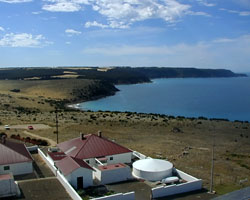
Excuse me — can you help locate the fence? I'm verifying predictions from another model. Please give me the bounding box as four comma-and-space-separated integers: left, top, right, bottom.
38, 149, 82, 200
93, 192, 135, 200
151, 169, 202, 199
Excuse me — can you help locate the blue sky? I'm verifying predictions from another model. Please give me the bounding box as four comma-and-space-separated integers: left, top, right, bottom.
0, 0, 250, 72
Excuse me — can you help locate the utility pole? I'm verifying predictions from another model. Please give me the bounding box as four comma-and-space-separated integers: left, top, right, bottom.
209, 131, 215, 194
55, 108, 59, 144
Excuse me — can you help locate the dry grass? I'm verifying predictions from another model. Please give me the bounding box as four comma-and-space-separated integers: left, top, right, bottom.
0, 80, 249, 195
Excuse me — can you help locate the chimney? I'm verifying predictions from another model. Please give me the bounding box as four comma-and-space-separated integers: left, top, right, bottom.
98, 130, 102, 137
1, 135, 6, 144
80, 132, 85, 140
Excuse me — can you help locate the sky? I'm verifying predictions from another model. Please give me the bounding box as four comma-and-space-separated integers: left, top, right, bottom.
0, 0, 250, 72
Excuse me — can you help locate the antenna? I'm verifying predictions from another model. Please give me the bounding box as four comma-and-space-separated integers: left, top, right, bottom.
55, 108, 59, 144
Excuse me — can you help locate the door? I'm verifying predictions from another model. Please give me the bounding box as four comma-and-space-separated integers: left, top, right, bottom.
77, 177, 83, 189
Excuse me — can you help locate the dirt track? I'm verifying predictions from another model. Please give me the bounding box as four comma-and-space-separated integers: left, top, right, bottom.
0, 124, 51, 130
23, 130, 56, 146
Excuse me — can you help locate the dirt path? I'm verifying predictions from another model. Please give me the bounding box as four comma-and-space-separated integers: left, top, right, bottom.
0, 124, 51, 130
23, 130, 57, 146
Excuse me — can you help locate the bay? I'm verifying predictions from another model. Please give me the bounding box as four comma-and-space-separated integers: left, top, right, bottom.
76, 77, 250, 121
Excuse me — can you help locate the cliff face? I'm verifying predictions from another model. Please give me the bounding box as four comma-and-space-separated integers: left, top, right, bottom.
70, 80, 119, 102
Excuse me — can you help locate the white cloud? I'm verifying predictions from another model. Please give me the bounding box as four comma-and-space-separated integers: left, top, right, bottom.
81, 34, 250, 72
85, 0, 191, 28
0, 33, 49, 47
65, 41, 71, 45
0, 0, 32, 3
32, 11, 42, 15
220, 8, 250, 16
85, 21, 109, 28
187, 11, 211, 17
42, 0, 82, 12
65, 29, 81, 35
0, 26, 5, 31
239, 11, 250, 16
196, 0, 216, 7
43, 0, 210, 28
213, 38, 235, 43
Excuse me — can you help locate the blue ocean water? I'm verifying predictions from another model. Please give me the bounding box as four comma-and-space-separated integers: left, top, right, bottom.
77, 77, 250, 121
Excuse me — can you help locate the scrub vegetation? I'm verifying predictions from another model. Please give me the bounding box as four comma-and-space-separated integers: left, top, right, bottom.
0, 67, 249, 195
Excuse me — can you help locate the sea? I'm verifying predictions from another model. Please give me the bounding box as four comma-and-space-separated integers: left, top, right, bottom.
75, 76, 250, 122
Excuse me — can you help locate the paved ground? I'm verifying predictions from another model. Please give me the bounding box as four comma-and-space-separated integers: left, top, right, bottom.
106, 180, 217, 200
155, 189, 217, 200
106, 180, 152, 200
17, 177, 72, 200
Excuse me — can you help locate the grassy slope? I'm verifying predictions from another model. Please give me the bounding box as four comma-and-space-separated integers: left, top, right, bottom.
0, 79, 249, 195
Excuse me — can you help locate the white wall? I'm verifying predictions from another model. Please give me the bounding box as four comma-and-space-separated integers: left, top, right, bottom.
151, 169, 202, 199
65, 167, 93, 189
151, 180, 202, 199
0, 178, 17, 198
132, 151, 147, 160
0, 162, 33, 176
38, 149, 82, 200
175, 169, 200, 182
85, 152, 132, 167
93, 192, 135, 200
94, 165, 132, 185
107, 152, 132, 165
84, 158, 96, 166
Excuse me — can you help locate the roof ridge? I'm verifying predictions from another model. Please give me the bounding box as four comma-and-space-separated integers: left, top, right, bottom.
93, 134, 131, 151
74, 134, 93, 158
0, 143, 30, 162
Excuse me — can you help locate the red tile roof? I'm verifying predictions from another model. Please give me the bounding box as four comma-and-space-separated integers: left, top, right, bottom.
0, 140, 33, 165
57, 134, 132, 159
56, 156, 93, 176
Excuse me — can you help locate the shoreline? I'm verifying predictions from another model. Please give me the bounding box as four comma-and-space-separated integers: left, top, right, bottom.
66, 77, 250, 123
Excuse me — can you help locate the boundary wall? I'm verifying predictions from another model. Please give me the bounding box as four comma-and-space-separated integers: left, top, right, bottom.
38, 148, 135, 200
38, 148, 82, 200
93, 192, 135, 200
151, 169, 202, 199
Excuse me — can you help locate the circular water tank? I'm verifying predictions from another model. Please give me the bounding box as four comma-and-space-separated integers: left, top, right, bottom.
132, 159, 173, 181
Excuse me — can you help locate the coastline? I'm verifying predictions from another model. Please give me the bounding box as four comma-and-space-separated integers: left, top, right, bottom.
68, 76, 250, 122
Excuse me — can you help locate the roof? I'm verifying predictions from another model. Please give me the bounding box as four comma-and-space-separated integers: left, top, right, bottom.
212, 186, 250, 200
56, 156, 93, 176
0, 173, 13, 180
0, 140, 33, 165
57, 134, 132, 159
48, 152, 66, 161
133, 159, 173, 172
98, 163, 126, 171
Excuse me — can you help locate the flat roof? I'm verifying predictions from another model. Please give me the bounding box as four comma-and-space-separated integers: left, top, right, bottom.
98, 163, 127, 171
48, 152, 66, 161
0, 173, 13, 180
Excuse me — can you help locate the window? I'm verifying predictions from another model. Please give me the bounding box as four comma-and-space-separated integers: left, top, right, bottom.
4, 166, 10, 170
110, 157, 113, 160
86, 160, 89, 164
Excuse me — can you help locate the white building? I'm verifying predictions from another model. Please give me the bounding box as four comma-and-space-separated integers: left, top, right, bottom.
56, 156, 94, 189
94, 163, 132, 185
57, 133, 132, 166
0, 139, 33, 176
0, 174, 20, 198
48, 133, 133, 187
